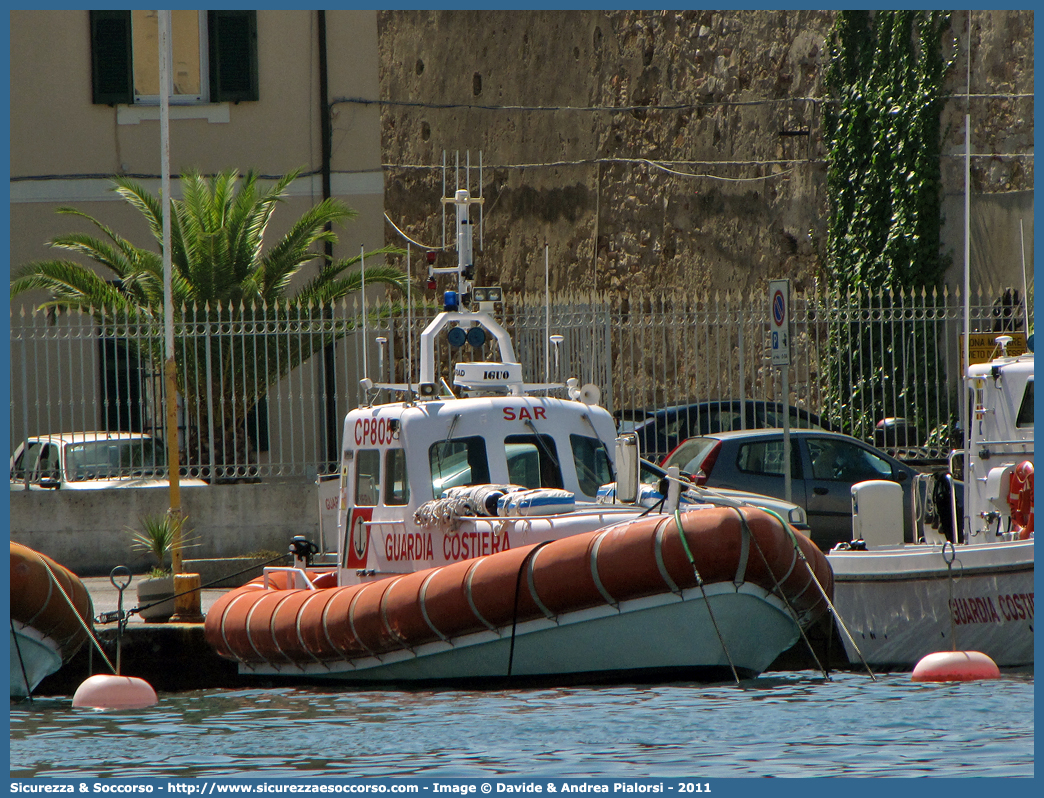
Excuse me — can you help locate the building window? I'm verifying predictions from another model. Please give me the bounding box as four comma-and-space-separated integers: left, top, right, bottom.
90, 10, 257, 105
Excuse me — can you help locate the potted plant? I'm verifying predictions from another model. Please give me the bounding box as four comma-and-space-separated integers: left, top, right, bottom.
127, 513, 191, 622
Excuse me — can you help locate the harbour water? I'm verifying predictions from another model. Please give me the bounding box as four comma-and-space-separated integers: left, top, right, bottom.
9, 670, 1033, 779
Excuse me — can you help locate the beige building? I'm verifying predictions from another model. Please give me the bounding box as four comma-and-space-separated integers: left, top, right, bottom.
11, 9, 383, 290
9, 10, 386, 470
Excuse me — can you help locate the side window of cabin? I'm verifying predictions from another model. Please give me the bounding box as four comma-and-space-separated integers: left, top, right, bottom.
385, 449, 410, 506
11, 443, 42, 481
504, 434, 563, 490
1016, 378, 1034, 428
569, 434, 613, 498
339, 450, 350, 499
38, 444, 61, 481
429, 437, 490, 498
355, 450, 380, 506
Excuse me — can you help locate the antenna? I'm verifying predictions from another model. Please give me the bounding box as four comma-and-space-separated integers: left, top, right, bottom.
1019, 219, 1030, 342
406, 247, 414, 402
376, 337, 388, 382
544, 245, 551, 388
436, 180, 483, 297
360, 245, 368, 382
962, 11, 972, 537
478, 149, 482, 249
550, 334, 564, 383
441, 150, 447, 250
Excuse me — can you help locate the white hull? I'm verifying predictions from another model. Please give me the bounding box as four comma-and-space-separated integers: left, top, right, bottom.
10, 626, 64, 698
829, 540, 1034, 668
236, 582, 800, 683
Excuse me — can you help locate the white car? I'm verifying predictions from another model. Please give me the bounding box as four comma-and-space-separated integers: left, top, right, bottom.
10, 432, 206, 490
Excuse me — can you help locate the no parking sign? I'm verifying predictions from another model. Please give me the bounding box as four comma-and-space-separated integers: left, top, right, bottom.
769, 279, 790, 366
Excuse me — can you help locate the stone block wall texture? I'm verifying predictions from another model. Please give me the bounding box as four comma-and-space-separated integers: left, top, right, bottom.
377, 10, 1032, 299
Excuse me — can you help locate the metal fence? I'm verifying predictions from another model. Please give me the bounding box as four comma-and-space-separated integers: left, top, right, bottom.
9, 282, 1031, 480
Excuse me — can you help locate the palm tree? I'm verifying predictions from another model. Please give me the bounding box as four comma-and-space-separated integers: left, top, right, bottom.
12, 167, 407, 477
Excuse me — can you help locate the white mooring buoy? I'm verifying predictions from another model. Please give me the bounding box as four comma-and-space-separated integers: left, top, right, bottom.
73, 674, 158, 708
72, 568, 159, 708
911, 650, 1000, 682
911, 541, 1002, 682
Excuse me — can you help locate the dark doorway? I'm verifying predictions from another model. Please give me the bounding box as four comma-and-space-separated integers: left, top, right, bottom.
101, 338, 146, 432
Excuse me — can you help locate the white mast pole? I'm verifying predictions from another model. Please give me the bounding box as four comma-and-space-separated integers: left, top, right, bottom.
545, 245, 551, 388
962, 11, 972, 538
1019, 220, 1030, 341
406, 247, 413, 400
361, 245, 368, 380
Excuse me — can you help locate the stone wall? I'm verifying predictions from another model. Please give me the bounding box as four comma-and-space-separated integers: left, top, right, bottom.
377, 10, 1032, 300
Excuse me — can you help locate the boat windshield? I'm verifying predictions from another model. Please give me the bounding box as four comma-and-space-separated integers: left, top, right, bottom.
569, 434, 613, 498
430, 436, 490, 497
1016, 378, 1033, 428
504, 434, 563, 490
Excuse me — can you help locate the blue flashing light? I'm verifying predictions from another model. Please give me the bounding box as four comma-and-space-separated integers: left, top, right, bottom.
443, 291, 459, 311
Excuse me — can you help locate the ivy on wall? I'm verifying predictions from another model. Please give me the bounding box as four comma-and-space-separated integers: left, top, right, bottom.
824, 10, 954, 291
822, 11, 956, 444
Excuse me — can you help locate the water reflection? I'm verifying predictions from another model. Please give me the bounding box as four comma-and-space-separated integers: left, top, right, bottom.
10, 672, 1034, 778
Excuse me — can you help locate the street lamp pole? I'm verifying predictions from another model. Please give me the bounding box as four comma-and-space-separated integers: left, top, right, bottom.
159, 10, 183, 573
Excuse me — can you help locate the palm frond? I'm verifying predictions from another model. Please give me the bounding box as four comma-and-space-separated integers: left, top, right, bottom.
11, 260, 143, 314
13, 166, 408, 470
297, 261, 410, 306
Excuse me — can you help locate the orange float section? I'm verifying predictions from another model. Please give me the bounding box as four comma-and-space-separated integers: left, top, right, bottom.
204, 507, 832, 667
10, 542, 93, 663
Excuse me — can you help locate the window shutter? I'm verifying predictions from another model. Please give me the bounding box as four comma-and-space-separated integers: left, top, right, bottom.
90, 10, 132, 105
209, 10, 259, 102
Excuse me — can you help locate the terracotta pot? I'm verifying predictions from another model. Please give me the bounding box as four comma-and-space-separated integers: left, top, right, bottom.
136, 575, 175, 622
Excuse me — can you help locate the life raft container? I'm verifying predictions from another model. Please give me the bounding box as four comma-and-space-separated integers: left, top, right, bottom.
205, 506, 832, 670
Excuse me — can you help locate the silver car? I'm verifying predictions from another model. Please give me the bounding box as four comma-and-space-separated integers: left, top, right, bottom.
663, 429, 920, 551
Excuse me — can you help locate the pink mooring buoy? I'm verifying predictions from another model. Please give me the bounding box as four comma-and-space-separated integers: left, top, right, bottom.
911, 650, 1001, 682
72, 674, 158, 709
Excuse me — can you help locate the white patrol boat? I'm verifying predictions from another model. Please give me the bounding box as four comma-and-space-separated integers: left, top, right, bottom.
829, 335, 1034, 669
205, 189, 835, 685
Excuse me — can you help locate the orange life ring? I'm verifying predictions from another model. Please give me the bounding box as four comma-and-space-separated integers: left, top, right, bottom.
1007, 461, 1034, 539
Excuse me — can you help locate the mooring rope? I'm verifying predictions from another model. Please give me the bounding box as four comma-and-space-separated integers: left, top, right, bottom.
41, 559, 116, 675
734, 507, 830, 680
106, 553, 292, 621
506, 541, 554, 678
758, 507, 876, 681
10, 616, 34, 703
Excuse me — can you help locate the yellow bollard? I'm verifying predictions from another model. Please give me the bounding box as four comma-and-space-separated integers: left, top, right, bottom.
170, 572, 205, 623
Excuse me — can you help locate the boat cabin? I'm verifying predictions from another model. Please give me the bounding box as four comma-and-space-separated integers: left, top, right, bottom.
965, 342, 1034, 541
335, 395, 618, 580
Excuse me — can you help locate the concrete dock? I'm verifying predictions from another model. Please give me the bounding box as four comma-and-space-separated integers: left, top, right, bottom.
30, 574, 266, 696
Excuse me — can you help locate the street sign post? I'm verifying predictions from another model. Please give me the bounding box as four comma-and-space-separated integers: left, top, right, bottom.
769, 280, 792, 502
769, 279, 790, 366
